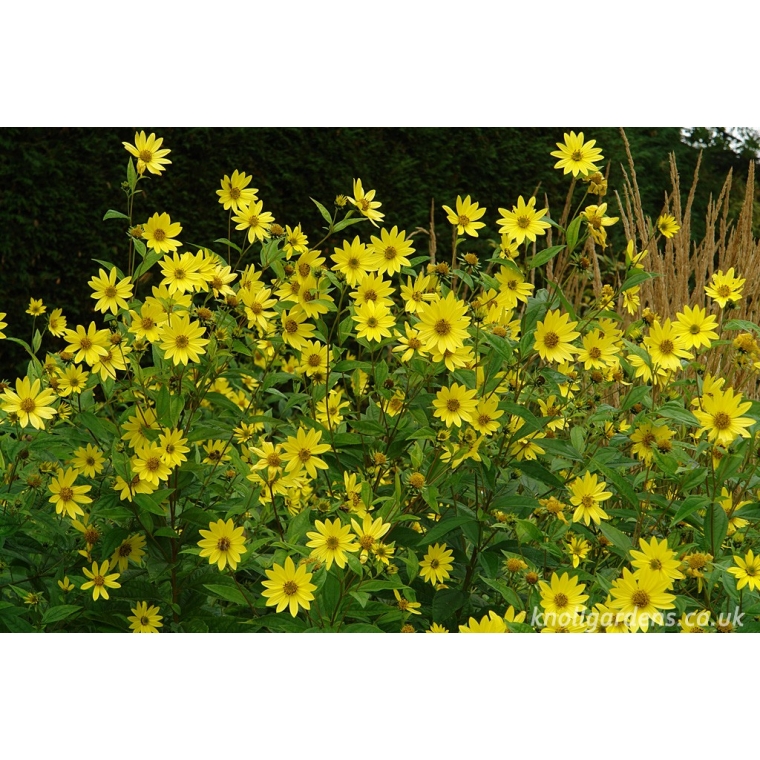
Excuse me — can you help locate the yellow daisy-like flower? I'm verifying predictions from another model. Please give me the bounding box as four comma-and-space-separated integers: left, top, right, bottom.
692, 386, 754, 447
608, 568, 675, 632
142, 212, 182, 254
123, 131, 172, 175
727, 549, 760, 592
0, 311, 7, 339
331, 236, 378, 287
158, 313, 209, 365
243, 287, 278, 333
567, 536, 591, 568
132, 445, 172, 486
351, 514, 392, 559
280, 306, 316, 352
704, 267, 745, 309
643, 319, 692, 372
58, 576, 75, 593
550, 131, 604, 177
629, 422, 675, 465
580, 202, 618, 248
48, 467, 92, 519
419, 542, 454, 585
656, 214, 681, 238
399, 273, 436, 314
629, 536, 684, 587
568, 471, 612, 526
352, 300, 396, 343
442, 195, 487, 237
432, 382, 478, 428
159, 251, 204, 294
370, 225, 415, 276
281, 427, 331, 479
128, 602, 163, 633
538, 571, 588, 618
415, 291, 471, 355
576, 328, 617, 370
533, 309, 580, 364
459, 611, 507, 633
55, 365, 89, 397
494, 265, 535, 310
70, 444, 105, 478
81, 561, 121, 601
47, 308, 67, 337
1, 376, 57, 430
63, 322, 110, 366
261, 556, 317, 617
216, 169, 258, 212
110, 533, 147, 573
497, 196, 550, 245
673, 304, 718, 349
348, 178, 385, 227
283, 224, 309, 259
350, 272, 395, 308
393, 589, 422, 615
315, 388, 350, 429
470, 395, 503, 436
26, 298, 46, 316
198, 519, 248, 572
306, 518, 359, 570
232, 198, 275, 243
88, 267, 133, 314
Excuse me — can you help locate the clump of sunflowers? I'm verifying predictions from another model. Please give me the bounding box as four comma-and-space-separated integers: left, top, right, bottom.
1, 130, 759, 633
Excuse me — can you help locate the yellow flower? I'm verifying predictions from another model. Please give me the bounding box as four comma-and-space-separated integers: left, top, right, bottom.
419, 543, 454, 585
280, 306, 316, 352
415, 291, 471, 355
629, 537, 684, 587
282, 427, 331, 479
216, 169, 258, 212
132, 445, 172, 486
533, 309, 580, 364
459, 611, 506, 633
580, 203, 618, 248
26, 297, 46, 316
568, 471, 612, 526
261, 556, 317, 616
432, 382, 478, 428
331, 236, 378, 286
81, 560, 121, 601
306, 518, 359, 570
348, 178, 384, 227
1, 376, 57, 430
497, 196, 550, 245
143, 212, 182, 253
370, 225, 415, 276
128, 601, 164, 633
351, 514, 392, 559
644, 319, 692, 372
88, 267, 133, 314
283, 224, 309, 259
352, 300, 395, 343
538, 572, 588, 617
110, 533, 147, 572
442, 195, 487, 237
608, 568, 675, 632
159, 251, 204, 294
70, 444, 105, 478
58, 576, 75, 593
727, 549, 760, 592
692, 386, 754, 447
567, 536, 591, 568
704, 268, 745, 309
47, 308, 67, 337
123, 131, 172, 175
48, 467, 92, 519
62, 322, 110, 366
550, 131, 604, 177
158, 313, 209, 365
198, 519, 248, 572
656, 214, 680, 238
399, 273, 436, 314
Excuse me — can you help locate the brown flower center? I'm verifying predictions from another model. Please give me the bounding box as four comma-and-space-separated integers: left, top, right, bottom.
713, 412, 731, 430
632, 590, 650, 608
542, 331, 560, 348
283, 580, 298, 595
152, 228, 166, 242
554, 592, 568, 609
217, 537, 231, 552
59, 486, 74, 502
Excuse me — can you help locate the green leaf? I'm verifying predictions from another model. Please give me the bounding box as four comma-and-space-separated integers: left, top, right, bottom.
593, 462, 639, 510
723, 319, 760, 334
515, 460, 565, 488
597, 522, 633, 552
657, 401, 698, 428
359, 579, 404, 592
419, 514, 477, 546
103, 209, 130, 221
515, 519, 543, 544
42, 605, 81, 625
214, 237, 243, 253
621, 269, 660, 292
311, 197, 333, 225
320, 572, 342, 619
134, 249, 164, 280
621, 384, 650, 411
340, 623, 383, 632
432, 588, 465, 622
671, 495, 711, 526
349, 591, 370, 608
287, 507, 312, 544
204, 584, 249, 606
529, 245, 566, 269
332, 217, 367, 233
703, 503, 729, 555
566, 216, 583, 253
134, 489, 172, 517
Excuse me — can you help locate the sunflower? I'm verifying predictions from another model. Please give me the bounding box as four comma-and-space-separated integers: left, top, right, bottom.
656, 214, 681, 238
494, 265, 535, 310
568, 471, 612, 526
48, 467, 92, 519
216, 169, 258, 212
0, 311, 7, 338
442, 195, 487, 237
608, 568, 675, 632
533, 309, 580, 363
348, 178, 384, 227
567, 536, 591, 568
644, 319, 692, 372
110, 533, 147, 573
432, 383, 478, 428
306, 518, 359, 570
550, 131, 604, 177
497, 196, 550, 245
727, 549, 760, 592
158, 313, 209, 365
538, 572, 588, 618
370, 225, 414, 276
629, 537, 684, 587
88, 267, 133, 314
79, 560, 120, 601
459, 611, 507, 633
352, 300, 396, 343
415, 291, 471, 355
142, 212, 182, 254
70, 444, 105, 478
350, 273, 395, 308
331, 236, 378, 286
692, 386, 754, 447
63, 322, 110, 366
131, 445, 172, 486
704, 267, 745, 309
282, 427, 331, 479
261, 556, 317, 617
298, 340, 328, 378
198, 519, 248, 572
419, 542, 454, 585
123, 131, 172, 175
128, 602, 164, 633
672, 304, 719, 349
1, 376, 57, 430
242, 287, 278, 332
